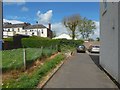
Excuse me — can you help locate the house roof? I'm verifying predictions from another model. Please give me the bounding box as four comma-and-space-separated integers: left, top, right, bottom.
3, 23, 30, 28
24, 24, 47, 29
3, 23, 48, 30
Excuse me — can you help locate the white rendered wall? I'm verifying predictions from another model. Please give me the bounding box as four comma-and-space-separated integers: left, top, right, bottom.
100, 2, 119, 82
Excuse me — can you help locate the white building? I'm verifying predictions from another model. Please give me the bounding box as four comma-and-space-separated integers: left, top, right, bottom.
3, 22, 52, 38
53, 33, 78, 40
100, 1, 120, 84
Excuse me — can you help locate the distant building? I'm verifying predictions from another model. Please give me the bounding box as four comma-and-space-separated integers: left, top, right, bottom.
3, 23, 52, 38
100, 1, 120, 84
52, 33, 78, 40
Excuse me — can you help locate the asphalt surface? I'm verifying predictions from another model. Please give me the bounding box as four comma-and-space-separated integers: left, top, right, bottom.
43, 52, 118, 88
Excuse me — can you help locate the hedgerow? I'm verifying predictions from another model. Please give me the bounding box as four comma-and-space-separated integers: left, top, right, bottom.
22, 36, 83, 48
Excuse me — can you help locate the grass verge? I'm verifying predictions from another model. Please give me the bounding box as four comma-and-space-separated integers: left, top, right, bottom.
2, 48, 57, 72
2, 53, 65, 88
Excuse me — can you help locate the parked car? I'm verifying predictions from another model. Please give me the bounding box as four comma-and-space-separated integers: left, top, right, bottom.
89, 45, 100, 53
76, 45, 86, 53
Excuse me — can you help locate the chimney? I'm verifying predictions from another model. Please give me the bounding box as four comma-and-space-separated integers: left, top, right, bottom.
48, 23, 51, 30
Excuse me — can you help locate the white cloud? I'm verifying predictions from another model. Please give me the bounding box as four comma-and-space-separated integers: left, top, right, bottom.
52, 22, 68, 36
91, 21, 100, 39
21, 6, 29, 12
3, 19, 24, 24
37, 10, 53, 24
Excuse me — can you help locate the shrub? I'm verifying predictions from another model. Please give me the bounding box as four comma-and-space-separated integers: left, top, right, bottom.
22, 36, 83, 51
3, 38, 13, 42
22, 36, 59, 48
3, 38, 14, 50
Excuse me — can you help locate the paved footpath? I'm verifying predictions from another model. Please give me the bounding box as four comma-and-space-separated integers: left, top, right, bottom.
44, 53, 118, 88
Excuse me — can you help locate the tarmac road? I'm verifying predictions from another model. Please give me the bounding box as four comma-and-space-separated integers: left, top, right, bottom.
43, 52, 118, 88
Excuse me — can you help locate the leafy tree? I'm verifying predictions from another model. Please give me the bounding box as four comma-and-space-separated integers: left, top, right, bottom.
78, 18, 96, 40
62, 14, 80, 40
52, 31, 57, 38
96, 37, 100, 41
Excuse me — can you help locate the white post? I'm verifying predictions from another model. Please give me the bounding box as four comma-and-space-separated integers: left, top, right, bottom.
41, 46, 43, 55
23, 48, 26, 70
56, 45, 57, 51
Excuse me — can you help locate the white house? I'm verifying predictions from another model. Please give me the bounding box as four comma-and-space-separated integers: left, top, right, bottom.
53, 33, 78, 40
3, 23, 52, 38
100, 1, 120, 84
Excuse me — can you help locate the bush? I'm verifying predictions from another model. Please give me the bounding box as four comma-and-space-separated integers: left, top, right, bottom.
3, 38, 14, 50
22, 36, 59, 48
59, 39, 84, 47
3, 38, 13, 42
22, 36, 83, 51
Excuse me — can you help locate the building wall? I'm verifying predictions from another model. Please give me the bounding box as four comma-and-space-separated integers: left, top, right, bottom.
3, 27, 26, 38
3, 27, 49, 38
118, 2, 120, 83
24, 28, 48, 37
100, 2, 119, 82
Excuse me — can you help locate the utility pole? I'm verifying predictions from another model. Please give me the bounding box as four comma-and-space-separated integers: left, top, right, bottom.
0, 0, 3, 50
0, 1, 2, 89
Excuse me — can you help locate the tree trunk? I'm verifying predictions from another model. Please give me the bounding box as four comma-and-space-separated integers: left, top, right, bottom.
72, 30, 75, 40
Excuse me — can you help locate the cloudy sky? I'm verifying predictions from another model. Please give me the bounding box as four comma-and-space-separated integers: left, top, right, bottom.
3, 2, 100, 39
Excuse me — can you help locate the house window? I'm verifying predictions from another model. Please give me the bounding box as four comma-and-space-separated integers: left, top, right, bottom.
32, 32, 34, 35
42, 30, 43, 34
8, 29, 10, 32
18, 28, 20, 32
12, 28, 14, 31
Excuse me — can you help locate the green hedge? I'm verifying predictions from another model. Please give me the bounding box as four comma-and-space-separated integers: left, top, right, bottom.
59, 39, 84, 47
3, 38, 13, 42
22, 36, 59, 48
3, 38, 14, 50
22, 36, 83, 49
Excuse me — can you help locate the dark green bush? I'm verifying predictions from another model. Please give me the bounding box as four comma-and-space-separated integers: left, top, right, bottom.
22, 36, 59, 48
3, 38, 14, 50
22, 36, 83, 50
3, 37, 13, 42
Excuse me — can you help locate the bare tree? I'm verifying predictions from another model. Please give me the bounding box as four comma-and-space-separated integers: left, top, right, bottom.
62, 14, 80, 40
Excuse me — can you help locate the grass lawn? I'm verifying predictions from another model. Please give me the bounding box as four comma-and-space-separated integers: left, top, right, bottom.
2, 53, 65, 88
2, 48, 57, 72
